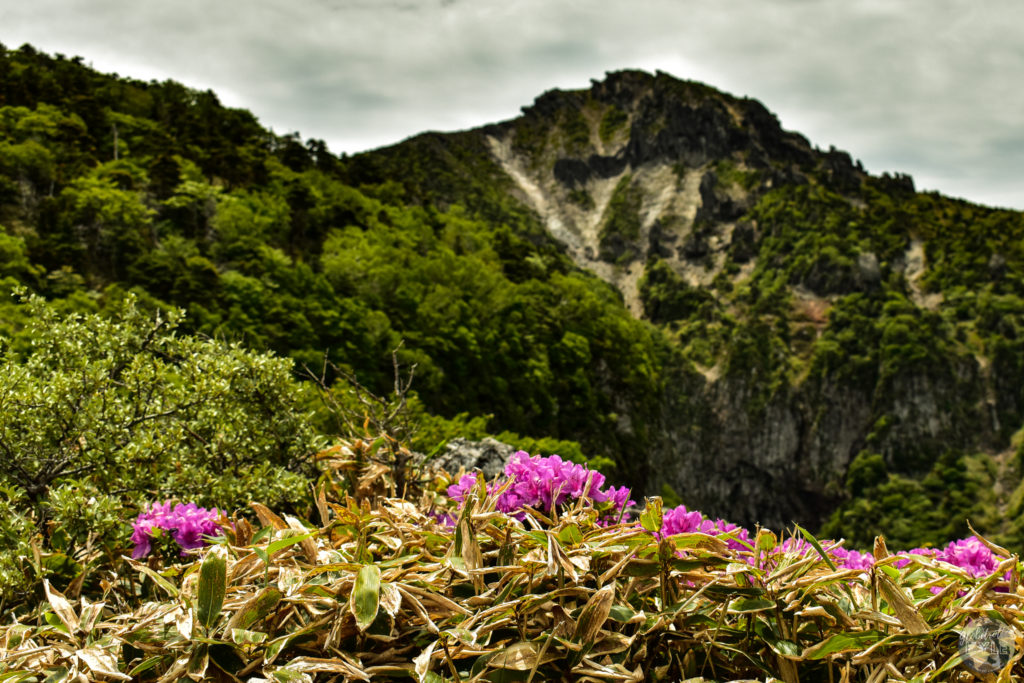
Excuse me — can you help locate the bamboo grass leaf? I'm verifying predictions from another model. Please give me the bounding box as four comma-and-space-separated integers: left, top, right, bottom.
197, 545, 228, 630
351, 563, 382, 632
230, 628, 268, 645
802, 630, 885, 659
794, 524, 837, 571
42, 580, 79, 634
266, 530, 315, 556
380, 581, 402, 617
874, 572, 930, 635
489, 641, 544, 670
727, 597, 776, 613
573, 585, 615, 645
223, 585, 282, 633
124, 558, 180, 597
639, 497, 663, 533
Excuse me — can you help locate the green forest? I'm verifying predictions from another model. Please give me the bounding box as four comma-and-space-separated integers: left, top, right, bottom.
4, 39, 1024, 583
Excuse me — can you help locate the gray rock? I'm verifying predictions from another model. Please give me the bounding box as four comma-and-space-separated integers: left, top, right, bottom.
856, 251, 881, 288
429, 437, 517, 480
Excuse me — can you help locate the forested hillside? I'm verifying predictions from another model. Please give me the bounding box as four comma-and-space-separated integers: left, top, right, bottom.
0, 42, 667, 491
3, 44, 1024, 549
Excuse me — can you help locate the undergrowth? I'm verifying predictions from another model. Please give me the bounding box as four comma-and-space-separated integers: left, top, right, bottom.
1, 438, 1021, 682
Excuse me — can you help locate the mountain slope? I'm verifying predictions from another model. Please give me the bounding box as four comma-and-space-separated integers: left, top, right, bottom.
0, 43, 669, 505
347, 69, 1024, 545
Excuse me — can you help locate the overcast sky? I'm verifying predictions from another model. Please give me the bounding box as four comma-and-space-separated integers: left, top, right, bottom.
2, 0, 1022, 210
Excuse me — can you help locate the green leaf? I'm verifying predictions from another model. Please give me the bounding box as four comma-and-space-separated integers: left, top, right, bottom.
607, 604, 636, 623
728, 597, 776, 613
264, 625, 319, 665
49, 527, 70, 553
0, 672, 42, 683
42, 668, 69, 683
4, 625, 32, 649
251, 525, 274, 545
557, 524, 582, 546
878, 564, 900, 580
702, 584, 766, 599
230, 628, 268, 645
270, 669, 313, 683
639, 496, 663, 532
667, 532, 728, 553
934, 651, 964, 676
350, 563, 381, 632
224, 585, 282, 632
670, 556, 730, 572
803, 630, 884, 660
197, 546, 228, 630
187, 642, 209, 678
768, 639, 801, 657
209, 643, 246, 676
128, 655, 170, 676
623, 559, 661, 577
126, 558, 180, 597
43, 612, 69, 634
266, 530, 314, 556
756, 529, 778, 552
794, 525, 837, 571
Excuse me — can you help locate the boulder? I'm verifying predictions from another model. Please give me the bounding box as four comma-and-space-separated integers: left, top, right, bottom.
429, 437, 517, 480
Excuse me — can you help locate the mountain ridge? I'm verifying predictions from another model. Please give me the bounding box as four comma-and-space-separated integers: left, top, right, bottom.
2, 46, 1024, 546
346, 68, 1024, 543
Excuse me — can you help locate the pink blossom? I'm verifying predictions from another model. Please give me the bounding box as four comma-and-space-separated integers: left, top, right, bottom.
131, 500, 224, 559
447, 451, 634, 522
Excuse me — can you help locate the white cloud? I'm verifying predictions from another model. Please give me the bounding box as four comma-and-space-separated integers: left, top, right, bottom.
1, 0, 1021, 209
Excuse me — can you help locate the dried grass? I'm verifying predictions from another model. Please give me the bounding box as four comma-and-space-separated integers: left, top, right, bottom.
1, 439, 1021, 682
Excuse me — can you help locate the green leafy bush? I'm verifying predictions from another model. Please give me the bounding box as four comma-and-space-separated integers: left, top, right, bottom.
0, 293, 321, 602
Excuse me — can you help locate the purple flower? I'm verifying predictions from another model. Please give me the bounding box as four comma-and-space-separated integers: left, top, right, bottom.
131, 500, 224, 559
893, 547, 938, 569
660, 505, 704, 537
830, 546, 875, 571
446, 451, 634, 522
939, 536, 999, 578
656, 506, 752, 553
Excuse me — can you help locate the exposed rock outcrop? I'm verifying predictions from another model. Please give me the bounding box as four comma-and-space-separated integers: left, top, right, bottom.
428, 437, 516, 481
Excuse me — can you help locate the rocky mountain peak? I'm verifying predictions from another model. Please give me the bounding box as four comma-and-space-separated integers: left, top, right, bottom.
485, 69, 864, 316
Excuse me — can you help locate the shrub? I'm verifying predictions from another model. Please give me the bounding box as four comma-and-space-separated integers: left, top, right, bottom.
0, 292, 321, 602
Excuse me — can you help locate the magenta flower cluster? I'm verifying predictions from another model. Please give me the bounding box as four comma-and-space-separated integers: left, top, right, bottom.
660, 504, 752, 551
131, 501, 224, 559
447, 451, 634, 520
444, 451, 1008, 582
656, 505, 1003, 578
776, 537, 875, 571
779, 536, 1001, 577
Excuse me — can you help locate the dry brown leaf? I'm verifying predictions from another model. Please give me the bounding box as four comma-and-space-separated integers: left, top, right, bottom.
43, 579, 80, 634
76, 645, 131, 680
873, 573, 929, 635
573, 585, 615, 645
413, 641, 437, 682
250, 502, 288, 531
490, 641, 545, 671
380, 582, 402, 618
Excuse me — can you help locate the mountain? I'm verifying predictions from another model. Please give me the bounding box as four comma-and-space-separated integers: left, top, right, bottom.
345, 69, 1024, 545
2, 44, 1023, 547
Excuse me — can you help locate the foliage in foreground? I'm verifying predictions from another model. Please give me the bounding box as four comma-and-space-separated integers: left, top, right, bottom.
1, 442, 1021, 682
0, 293, 320, 604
